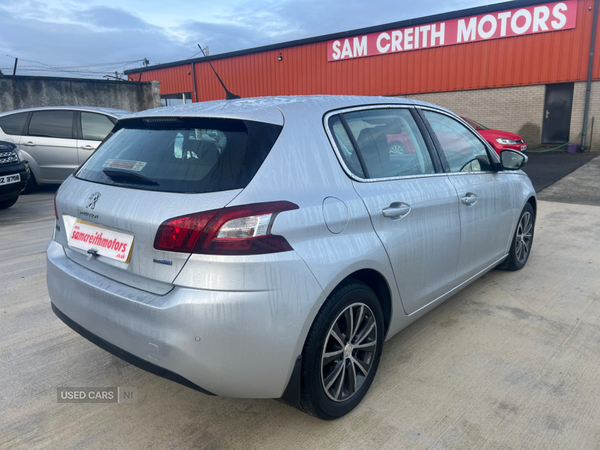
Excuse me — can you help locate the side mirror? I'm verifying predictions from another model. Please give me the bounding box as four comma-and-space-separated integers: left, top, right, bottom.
500, 149, 528, 170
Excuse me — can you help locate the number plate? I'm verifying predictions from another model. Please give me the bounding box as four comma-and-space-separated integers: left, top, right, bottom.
67, 220, 134, 263
521, 145, 527, 151
0, 173, 20, 185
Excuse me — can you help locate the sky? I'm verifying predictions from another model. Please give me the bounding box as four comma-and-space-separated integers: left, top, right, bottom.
0, 0, 509, 78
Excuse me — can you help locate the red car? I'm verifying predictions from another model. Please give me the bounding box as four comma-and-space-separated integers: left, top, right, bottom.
462, 117, 527, 155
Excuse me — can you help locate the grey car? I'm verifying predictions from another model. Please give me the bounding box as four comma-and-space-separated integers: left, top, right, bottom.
0, 106, 129, 189
47, 96, 536, 419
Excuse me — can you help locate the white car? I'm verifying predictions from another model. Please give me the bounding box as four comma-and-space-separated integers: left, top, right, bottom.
0, 106, 129, 191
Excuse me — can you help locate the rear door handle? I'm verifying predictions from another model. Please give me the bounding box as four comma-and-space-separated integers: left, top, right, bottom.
461, 193, 478, 206
382, 202, 411, 219
80, 145, 96, 150
22, 141, 36, 147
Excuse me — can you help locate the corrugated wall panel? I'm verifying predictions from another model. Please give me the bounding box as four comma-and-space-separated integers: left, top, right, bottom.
133, 0, 598, 101
136, 64, 193, 95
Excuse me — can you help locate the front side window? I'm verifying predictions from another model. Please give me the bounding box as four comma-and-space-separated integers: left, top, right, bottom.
0, 112, 29, 135
82, 113, 116, 141
28, 110, 74, 139
422, 110, 492, 173
329, 108, 435, 179
76, 117, 282, 194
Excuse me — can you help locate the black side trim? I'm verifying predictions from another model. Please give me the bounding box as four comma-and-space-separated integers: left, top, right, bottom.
279, 355, 302, 407
495, 254, 510, 270
51, 303, 215, 396
410, 108, 444, 173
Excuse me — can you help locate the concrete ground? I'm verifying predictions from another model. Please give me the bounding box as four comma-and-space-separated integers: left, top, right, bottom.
2, 162, 600, 449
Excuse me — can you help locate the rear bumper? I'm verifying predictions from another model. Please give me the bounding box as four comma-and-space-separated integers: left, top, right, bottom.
46, 239, 323, 398
51, 302, 215, 395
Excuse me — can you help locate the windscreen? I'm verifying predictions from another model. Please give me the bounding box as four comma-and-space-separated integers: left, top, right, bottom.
76, 117, 282, 193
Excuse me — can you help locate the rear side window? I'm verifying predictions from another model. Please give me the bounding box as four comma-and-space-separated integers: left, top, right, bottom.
0, 112, 29, 135
76, 117, 282, 194
329, 108, 435, 179
28, 111, 74, 139
82, 112, 116, 141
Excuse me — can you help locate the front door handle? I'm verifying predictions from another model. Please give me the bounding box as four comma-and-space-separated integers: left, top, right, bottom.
546, 109, 550, 119
461, 193, 478, 206
80, 145, 96, 150
22, 141, 36, 147
382, 202, 411, 219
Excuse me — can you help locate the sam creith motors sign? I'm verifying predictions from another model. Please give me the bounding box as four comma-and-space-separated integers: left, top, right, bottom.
327, 1, 577, 62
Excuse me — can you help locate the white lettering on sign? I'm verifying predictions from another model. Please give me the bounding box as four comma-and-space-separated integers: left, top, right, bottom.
457, 17, 477, 43
354, 36, 367, 57
478, 15, 497, 39
377, 33, 390, 53
511, 9, 532, 35
552, 3, 568, 29
327, 0, 577, 62
431, 23, 445, 46
392, 30, 402, 51
533, 6, 550, 32
498, 12, 511, 36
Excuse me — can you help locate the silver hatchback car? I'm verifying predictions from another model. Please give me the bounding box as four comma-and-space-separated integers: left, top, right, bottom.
47, 96, 536, 419
0, 106, 129, 189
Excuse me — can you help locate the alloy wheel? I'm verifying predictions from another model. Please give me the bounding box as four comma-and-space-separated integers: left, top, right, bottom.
515, 211, 533, 263
320, 303, 378, 402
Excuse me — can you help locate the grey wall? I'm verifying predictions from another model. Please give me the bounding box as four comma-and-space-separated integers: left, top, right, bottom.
0, 75, 161, 113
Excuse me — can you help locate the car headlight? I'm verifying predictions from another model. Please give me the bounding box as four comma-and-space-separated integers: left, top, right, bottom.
496, 138, 517, 145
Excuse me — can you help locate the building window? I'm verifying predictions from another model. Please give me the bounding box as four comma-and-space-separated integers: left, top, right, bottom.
161, 93, 193, 107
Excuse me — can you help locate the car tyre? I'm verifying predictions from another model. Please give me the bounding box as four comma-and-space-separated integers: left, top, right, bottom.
507, 203, 535, 271
298, 280, 384, 420
0, 196, 18, 210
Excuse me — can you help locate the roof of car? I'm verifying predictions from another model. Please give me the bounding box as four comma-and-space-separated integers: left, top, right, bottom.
122, 95, 449, 126
0, 106, 130, 118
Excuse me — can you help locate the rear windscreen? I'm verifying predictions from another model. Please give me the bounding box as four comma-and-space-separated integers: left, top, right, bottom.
76, 117, 282, 193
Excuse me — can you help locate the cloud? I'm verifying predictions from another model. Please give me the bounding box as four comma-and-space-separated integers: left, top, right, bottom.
0, 2, 192, 75
73, 6, 155, 31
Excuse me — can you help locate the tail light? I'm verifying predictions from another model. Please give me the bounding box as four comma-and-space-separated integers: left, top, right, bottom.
154, 201, 299, 255
54, 190, 59, 219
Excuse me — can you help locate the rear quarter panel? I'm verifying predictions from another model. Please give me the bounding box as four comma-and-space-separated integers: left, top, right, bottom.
229, 103, 402, 358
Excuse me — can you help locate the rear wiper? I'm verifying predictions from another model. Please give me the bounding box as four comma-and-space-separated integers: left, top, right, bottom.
102, 168, 159, 186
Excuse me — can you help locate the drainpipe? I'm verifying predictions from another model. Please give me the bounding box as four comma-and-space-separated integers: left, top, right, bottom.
192, 62, 198, 103
581, 0, 600, 151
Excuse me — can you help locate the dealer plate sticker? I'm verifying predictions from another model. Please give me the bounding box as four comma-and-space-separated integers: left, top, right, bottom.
102, 159, 146, 171
0, 173, 20, 185
68, 220, 134, 263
